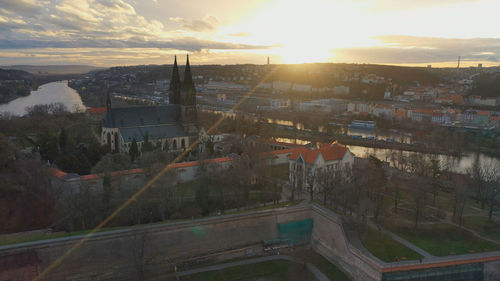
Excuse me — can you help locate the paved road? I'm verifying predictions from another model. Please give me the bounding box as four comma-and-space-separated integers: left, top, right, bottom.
169, 254, 330, 281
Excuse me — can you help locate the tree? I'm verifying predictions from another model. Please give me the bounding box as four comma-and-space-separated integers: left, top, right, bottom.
92, 153, 132, 174
488, 188, 500, 223
141, 132, 154, 153
129, 138, 139, 161
452, 175, 468, 228
0, 133, 14, 168
102, 172, 113, 215
137, 151, 171, 176
429, 158, 443, 206
37, 127, 60, 163
368, 156, 387, 222
59, 128, 67, 153
152, 170, 178, 221
130, 229, 151, 281
468, 154, 499, 210
411, 177, 430, 229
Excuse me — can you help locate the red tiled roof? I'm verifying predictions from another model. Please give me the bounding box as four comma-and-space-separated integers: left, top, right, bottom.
50, 158, 233, 181
413, 108, 435, 115
87, 107, 107, 114
288, 142, 348, 164
477, 111, 490, 116
490, 116, 500, 121
48, 168, 68, 179
267, 148, 297, 155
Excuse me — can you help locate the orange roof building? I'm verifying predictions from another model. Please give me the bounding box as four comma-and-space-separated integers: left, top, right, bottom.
288, 142, 355, 191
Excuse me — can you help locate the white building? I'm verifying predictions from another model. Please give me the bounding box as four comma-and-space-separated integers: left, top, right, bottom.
288, 142, 354, 192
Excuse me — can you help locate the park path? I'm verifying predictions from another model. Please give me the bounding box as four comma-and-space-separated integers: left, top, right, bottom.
369, 222, 435, 260
168, 254, 330, 281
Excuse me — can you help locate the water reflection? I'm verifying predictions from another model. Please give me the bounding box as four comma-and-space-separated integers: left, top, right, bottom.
0, 81, 86, 116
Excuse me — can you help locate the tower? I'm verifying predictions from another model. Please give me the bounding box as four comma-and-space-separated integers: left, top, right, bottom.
169, 55, 181, 104
105, 81, 111, 110
182, 54, 196, 105
105, 81, 114, 127
180, 55, 198, 135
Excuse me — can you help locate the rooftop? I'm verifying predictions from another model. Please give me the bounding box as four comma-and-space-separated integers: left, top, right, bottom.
289, 142, 349, 164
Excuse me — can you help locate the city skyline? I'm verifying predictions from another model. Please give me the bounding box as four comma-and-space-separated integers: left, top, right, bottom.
0, 0, 499, 66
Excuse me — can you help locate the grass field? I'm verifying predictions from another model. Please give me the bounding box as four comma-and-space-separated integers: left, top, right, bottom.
180, 260, 316, 281
310, 252, 352, 281
464, 216, 500, 242
0, 227, 125, 246
383, 223, 500, 256
361, 226, 423, 262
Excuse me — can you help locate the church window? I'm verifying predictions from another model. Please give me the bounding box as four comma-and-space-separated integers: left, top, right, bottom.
181, 139, 186, 149
173, 139, 177, 149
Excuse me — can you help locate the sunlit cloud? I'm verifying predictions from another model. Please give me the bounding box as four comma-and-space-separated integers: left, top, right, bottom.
0, 0, 499, 66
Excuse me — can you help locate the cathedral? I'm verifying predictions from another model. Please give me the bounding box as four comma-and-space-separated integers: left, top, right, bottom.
101, 55, 199, 154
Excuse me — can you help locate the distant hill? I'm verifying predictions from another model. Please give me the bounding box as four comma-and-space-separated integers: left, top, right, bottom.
2, 65, 106, 75
0, 68, 37, 104
0, 68, 35, 81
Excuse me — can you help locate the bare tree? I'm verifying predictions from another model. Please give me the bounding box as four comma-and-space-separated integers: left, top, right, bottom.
411, 177, 430, 229
452, 175, 468, 228
468, 155, 499, 210
152, 170, 178, 221
130, 229, 151, 281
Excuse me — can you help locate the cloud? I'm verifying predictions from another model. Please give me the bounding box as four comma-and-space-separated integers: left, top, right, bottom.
0, 0, 41, 15
0, 0, 250, 56
229, 32, 251, 37
170, 15, 220, 32
333, 35, 500, 64
0, 37, 269, 51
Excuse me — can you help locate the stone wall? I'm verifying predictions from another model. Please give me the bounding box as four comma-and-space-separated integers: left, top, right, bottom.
3, 204, 498, 281
0, 206, 312, 281
311, 205, 382, 281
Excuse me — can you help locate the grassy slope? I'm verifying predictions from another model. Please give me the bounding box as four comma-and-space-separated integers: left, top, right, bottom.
361, 226, 422, 262
311, 252, 352, 281
384, 223, 500, 256
181, 260, 315, 281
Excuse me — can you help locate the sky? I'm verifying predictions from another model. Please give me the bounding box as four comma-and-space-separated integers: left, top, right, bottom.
0, 0, 499, 67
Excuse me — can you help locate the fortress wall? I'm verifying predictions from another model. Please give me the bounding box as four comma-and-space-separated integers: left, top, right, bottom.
311, 205, 382, 281
0, 206, 312, 281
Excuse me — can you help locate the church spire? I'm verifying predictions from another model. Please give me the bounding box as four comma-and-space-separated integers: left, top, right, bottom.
169, 55, 181, 104
183, 54, 195, 93
105, 81, 111, 110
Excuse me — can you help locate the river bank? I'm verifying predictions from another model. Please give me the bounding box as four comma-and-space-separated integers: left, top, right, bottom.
0, 81, 86, 116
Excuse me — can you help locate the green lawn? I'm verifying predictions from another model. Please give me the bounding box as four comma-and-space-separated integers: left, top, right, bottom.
384, 223, 500, 256
227, 200, 302, 215
310, 252, 352, 281
463, 216, 500, 242
361, 226, 423, 262
0, 227, 126, 246
181, 260, 316, 281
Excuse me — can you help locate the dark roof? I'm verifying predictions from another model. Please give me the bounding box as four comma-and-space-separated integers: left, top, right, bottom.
103, 105, 180, 128
119, 124, 187, 142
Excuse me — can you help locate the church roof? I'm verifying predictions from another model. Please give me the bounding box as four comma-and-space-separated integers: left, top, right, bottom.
103, 105, 180, 128
119, 124, 187, 143
288, 142, 349, 164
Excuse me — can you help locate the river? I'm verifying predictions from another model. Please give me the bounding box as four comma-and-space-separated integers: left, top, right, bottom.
275, 136, 498, 174
0, 81, 85, 116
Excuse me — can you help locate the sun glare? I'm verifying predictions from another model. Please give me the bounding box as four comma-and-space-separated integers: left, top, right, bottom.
222, 0, 376, 63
